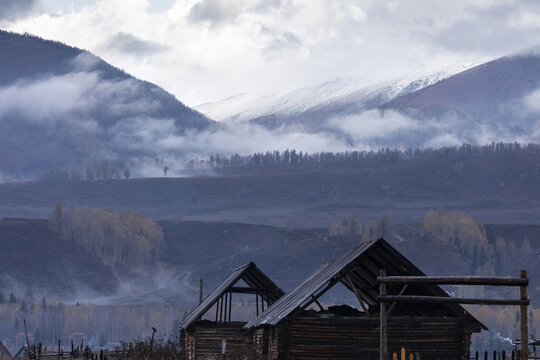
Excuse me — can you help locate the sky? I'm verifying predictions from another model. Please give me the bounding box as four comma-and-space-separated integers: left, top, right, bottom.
1, 0, 540, 107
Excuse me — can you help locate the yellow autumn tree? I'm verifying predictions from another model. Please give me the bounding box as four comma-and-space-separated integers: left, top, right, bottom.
59, 207, 164, 265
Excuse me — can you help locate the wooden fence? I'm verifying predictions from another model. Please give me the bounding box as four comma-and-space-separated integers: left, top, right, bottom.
378, 270, 530, 360
392, 348, 540, 360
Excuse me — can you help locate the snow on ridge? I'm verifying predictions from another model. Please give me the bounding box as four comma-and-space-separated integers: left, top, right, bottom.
195, 63, 471, 123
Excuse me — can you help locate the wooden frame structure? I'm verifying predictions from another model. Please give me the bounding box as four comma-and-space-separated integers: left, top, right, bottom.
378, 270, 530, 360
178, 262, 284, 360
244, 239, 486, 359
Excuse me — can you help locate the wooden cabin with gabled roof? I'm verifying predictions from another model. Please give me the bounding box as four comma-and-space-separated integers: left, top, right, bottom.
243, 238, 487, 360
179, 262, 284, 360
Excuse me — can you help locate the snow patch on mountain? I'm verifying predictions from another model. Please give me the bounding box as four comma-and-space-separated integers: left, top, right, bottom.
195, 64, 471, 125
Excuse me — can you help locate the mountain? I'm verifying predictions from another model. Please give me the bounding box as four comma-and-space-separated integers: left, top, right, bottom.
379, 48, 540, 146
0, 30, 214, 179
195, 67, 465, 130
198, 47, 540, 150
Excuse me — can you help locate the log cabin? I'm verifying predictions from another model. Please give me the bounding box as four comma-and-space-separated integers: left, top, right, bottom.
243, 238, 487, 360
179, 262, 284, 360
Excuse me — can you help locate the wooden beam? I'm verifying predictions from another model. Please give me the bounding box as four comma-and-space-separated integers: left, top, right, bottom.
386, 284, 407, 316
311, 295, 324, 311
378, 295, 529, 306
380, 269, 387, 360
377, 276, 528, 286
298, 276, 341, 313
344, 274, 370, 314
521, 270, 528, 360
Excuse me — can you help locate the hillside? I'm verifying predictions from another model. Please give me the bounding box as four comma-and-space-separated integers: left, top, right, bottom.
1, 150, 540, 226
0, 218, 118, 296
0, 30, 213, 178
0, 218, 539, 308
197, 48, 540, 150
380, 49, 540, 145
196, 69, 460, 131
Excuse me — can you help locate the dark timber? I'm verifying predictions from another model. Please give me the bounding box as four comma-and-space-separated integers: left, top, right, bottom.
378, 269, 529, 360
244, 238, 487, 360
178, 262, 284, 360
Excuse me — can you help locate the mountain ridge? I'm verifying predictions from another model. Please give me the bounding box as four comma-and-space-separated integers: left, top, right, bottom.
0, 30, 214, 178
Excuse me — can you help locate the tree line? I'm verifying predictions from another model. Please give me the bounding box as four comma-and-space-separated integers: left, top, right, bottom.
187, 141, 540, 171
40, 159, 132, 181
0, 298, 187, 353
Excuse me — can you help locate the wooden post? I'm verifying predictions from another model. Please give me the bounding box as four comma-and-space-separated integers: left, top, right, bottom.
409, 353, 413, 360
150, 327, 156, 360
24, 319, 32, 360
401, 347, 405, 360
256, 292, 259, 316
228, 291, 232, 322
215, 297, 219, 321
380, 269, 387, 360
220, 295, 224, 322
520, 270, 528, 360
199, 279, 203, 304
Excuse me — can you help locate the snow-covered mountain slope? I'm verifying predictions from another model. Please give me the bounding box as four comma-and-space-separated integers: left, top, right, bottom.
376, 47, 540, 147
195, 65, 468, 130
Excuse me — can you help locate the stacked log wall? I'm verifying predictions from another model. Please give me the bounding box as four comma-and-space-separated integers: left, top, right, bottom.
275, 316, 470, 360
183, 322, 247, 360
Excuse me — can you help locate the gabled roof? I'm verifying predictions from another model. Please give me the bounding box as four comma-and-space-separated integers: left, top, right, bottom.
179, 262, 284, 330
245, 238, 486, 330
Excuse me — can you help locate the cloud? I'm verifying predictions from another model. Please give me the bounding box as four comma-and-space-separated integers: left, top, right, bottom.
0, 72, 95, 122
424, 2, 540, 55
4, 0, 540, 107
102, 32, 169, 56
328, 110, 419, 140
524, 88, 540, 113
423, 133, 463, 148
259, 26, 303, 57
188, 0, 247, 25
0, 0, 37, 21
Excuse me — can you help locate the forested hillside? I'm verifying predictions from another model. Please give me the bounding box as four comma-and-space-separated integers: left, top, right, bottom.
0, 209, 539, 352
0, 30, 213, 178
2, 143, 540, 226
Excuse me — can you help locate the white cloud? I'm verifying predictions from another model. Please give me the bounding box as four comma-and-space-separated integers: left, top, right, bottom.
328, 110, 419, 140
524, 88, 540, 112
7, 0, 538, 106
0, 72, 95, 122
423, 133, 463, 148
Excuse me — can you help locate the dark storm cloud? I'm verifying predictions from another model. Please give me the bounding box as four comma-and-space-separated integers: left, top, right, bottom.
104, 32, 169, 56
0, 0, 37, 21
